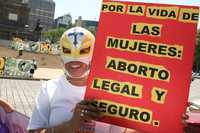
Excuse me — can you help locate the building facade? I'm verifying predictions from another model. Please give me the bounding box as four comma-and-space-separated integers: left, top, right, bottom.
0, 0, 30, 39
28, 0, 55, 31
55, 14, 72, 28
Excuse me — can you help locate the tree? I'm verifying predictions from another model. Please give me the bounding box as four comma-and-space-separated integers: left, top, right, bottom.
42, 23, 76, 43
43, 28, 66, 43
87, 27, 97, 36
194, 29, 200, 72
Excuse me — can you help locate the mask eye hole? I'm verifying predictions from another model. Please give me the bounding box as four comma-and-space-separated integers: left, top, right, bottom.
80, 47, 90, 55
62, 47, 71, 54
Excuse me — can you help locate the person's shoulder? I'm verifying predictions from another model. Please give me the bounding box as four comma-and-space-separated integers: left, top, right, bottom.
40, 75, 65, 98
45, 75, 65, 87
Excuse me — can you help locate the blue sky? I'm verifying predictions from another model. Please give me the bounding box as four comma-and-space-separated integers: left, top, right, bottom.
54, 0, 200, 27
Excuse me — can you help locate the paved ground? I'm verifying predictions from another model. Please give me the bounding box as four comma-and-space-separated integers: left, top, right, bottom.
0, 78, 199, 117
0, 78, 42, 117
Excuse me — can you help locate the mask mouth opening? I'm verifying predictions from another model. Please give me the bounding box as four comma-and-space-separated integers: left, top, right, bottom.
63, 61, 90, 79
67, 61, 82, 69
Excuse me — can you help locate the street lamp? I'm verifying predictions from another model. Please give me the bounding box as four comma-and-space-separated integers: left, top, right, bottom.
24, 24, 29, 40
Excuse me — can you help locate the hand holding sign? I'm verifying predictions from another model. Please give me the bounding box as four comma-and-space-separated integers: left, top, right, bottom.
70, 100, 102, 132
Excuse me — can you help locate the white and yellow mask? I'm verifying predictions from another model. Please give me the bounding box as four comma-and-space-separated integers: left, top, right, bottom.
60, 27, 95, 77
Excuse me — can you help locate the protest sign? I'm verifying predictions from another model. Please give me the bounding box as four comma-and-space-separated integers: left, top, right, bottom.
85, 0, 199, 133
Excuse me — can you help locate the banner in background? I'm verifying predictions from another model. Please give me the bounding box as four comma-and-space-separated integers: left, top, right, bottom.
0, 57, 5, 76
85, 1, 199, 133
0, 57, 37, 78
10, 38, 60, 55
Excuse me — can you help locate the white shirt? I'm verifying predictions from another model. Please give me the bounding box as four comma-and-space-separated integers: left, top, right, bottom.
28, 75, 125, 133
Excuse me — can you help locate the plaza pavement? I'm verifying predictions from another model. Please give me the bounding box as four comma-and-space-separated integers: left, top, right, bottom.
0, 68, 64, 117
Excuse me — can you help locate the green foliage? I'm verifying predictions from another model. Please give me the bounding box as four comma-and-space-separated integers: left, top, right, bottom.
87, 27, 97, 35
194, 29, 200, 72
42, 22, 76, 43
43, 23, 97, 43
43, 28, 66, 43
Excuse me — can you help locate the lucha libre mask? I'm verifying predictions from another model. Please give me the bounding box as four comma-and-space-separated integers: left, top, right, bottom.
60, 27, 95, 78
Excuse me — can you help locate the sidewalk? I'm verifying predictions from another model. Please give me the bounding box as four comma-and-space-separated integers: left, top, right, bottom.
0, 68, 64, 117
